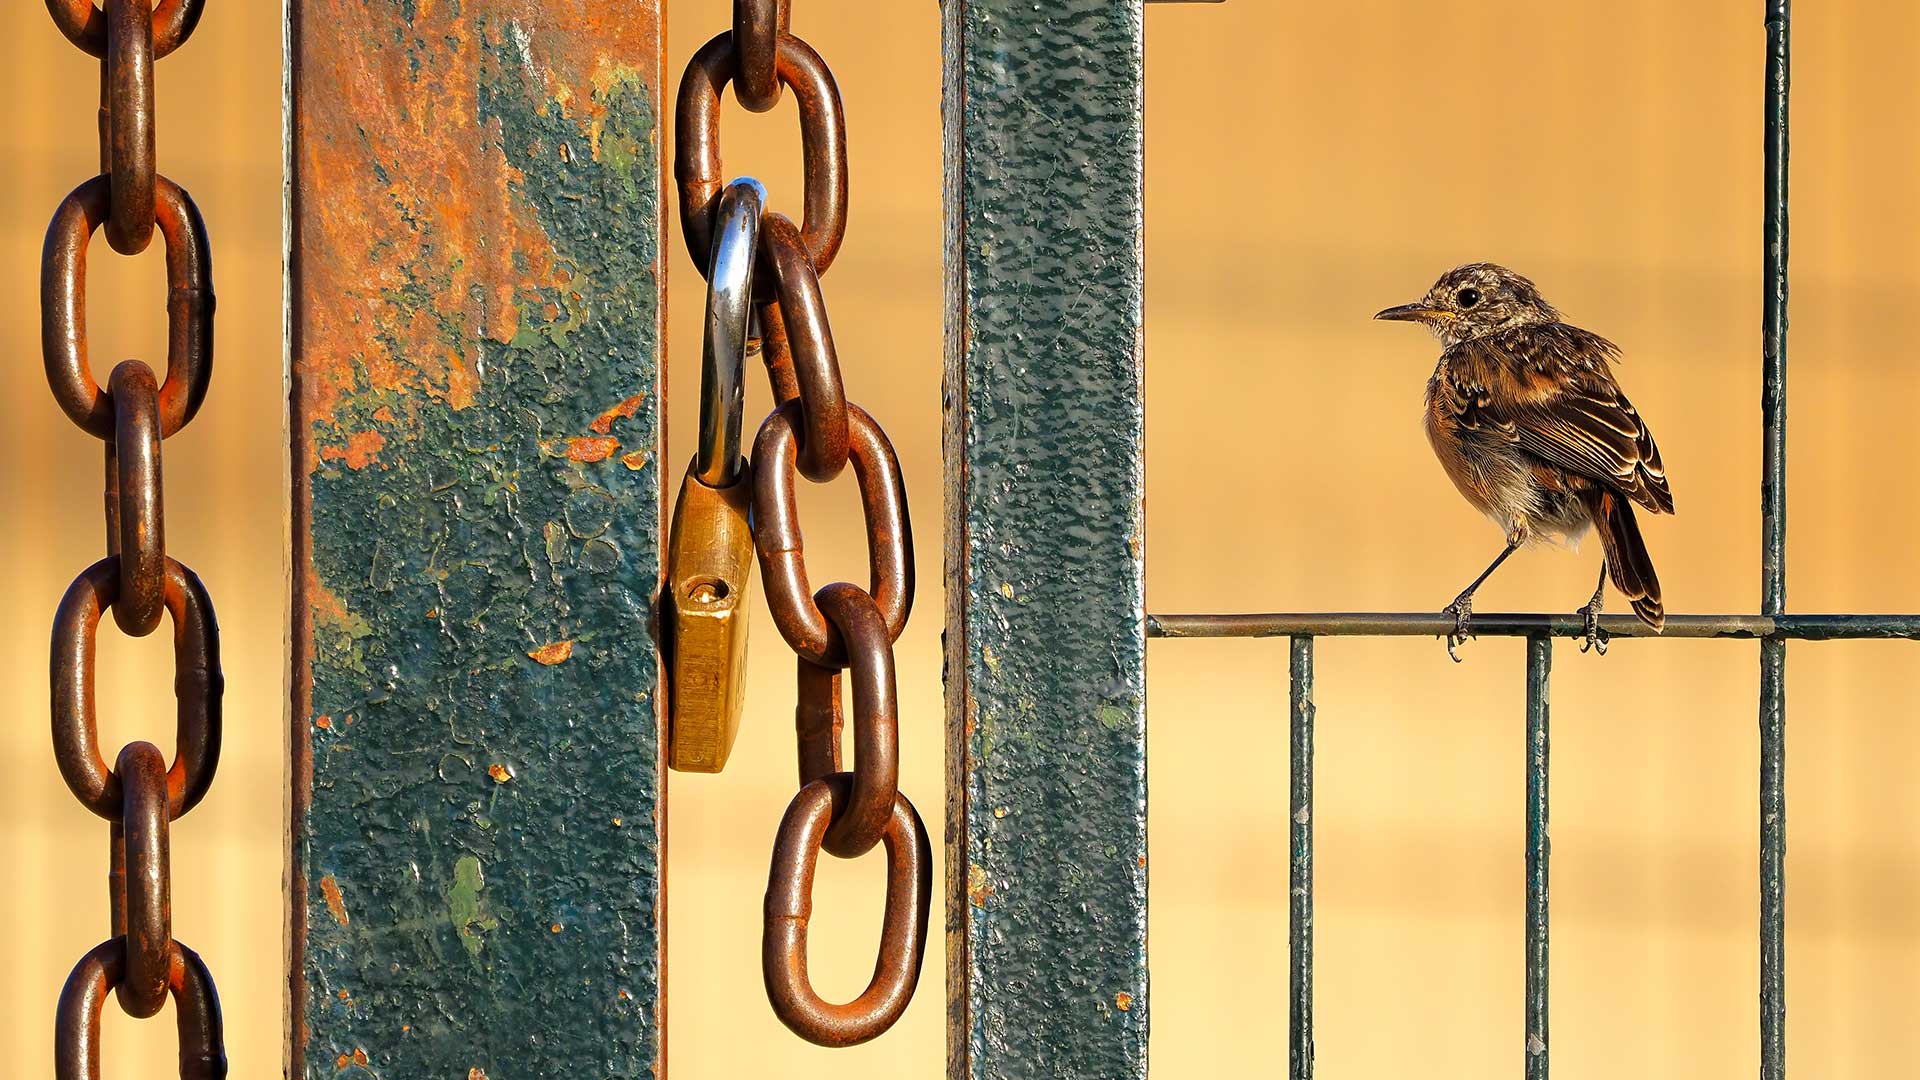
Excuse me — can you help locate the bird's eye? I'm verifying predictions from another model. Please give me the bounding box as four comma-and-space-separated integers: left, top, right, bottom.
1457, 287, 1482, 308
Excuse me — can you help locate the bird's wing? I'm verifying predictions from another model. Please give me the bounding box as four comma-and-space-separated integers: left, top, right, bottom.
1442, 324, 1674, 514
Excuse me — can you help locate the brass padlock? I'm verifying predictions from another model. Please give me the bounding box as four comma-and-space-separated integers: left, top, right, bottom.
668, 176, 763, 773
666, 457, 756, 773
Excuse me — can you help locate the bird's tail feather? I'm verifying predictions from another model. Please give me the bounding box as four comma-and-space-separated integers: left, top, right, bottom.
1585, 488, 1664, 631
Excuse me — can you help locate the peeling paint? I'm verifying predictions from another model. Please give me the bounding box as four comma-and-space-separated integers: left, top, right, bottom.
320, 430, 388, 470
447, 855, 499, 958
968, 864, 994, 907
590, 392, 648, 434
320, 876, 350, 926
528, 640, 575, 666
565, 435, 621, 462
291, 2, 665, 1074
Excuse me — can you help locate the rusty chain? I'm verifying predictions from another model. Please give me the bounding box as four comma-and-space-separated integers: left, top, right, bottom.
40, 1, 227, 1074
673, 0, 930, 1048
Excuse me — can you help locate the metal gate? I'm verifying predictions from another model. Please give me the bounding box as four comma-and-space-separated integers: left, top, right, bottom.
265, 0, 1913, 1077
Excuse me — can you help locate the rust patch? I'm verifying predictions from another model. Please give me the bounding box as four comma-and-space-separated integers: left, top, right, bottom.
1115, 992, 1133, 1012
320, 876, 350, 926
488, 763, 513, 784
590, 392, 648, 434
320, 430, 388, 470
528, 640, 575, 666
620, 449, 651, 471
295, 1, 663, 436
316, 715, 333, 730
307, 569, 350, 626
567, 436, 621, 462
967, 864, 994, 907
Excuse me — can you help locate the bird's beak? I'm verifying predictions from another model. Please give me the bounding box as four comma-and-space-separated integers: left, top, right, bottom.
1373, 303, 1450, 323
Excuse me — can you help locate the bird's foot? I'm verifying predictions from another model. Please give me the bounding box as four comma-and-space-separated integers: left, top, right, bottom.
1577, 602, 1610, 655
1442, 594, 1475, 663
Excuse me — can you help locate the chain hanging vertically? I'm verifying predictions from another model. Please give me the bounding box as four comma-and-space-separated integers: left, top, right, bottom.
39, 1, 227, 1074
670, 0, 931, 1048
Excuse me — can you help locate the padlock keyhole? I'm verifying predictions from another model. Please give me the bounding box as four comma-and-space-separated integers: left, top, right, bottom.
686, 578, 731, 604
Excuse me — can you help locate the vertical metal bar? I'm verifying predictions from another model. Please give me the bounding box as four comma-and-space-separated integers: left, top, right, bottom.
1290, 637, 1315, 1080
944, 1, 1148, 1077
287, 4, 667, 1075
1760, 3, 1790, 1078
1525, 635, 1552, 1079
1759, 639, 1786, 1078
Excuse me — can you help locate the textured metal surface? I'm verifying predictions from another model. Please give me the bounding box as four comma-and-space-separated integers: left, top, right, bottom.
1759, 637, 1786, 1079
1759, 5, 1790, 1078
287, 3, 666, 1076
1290, 638, 1315, 1080
944, 1, 1148, 1076
1149, 612, 1920, 641
1524, 636, 1552, 1079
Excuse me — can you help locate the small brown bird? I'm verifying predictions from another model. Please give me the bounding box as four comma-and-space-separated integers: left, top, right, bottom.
1375, 263, 1672, 658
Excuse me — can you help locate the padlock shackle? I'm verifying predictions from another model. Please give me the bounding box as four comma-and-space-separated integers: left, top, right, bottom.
697, 177, 766, 486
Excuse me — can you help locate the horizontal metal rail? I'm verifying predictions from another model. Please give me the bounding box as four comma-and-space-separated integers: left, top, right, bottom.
1147, 612, 1920, 641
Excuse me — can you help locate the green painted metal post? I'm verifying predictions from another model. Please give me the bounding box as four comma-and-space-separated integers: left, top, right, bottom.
1524, 636, 1552, 1079
943, 1, 1149, 1077
287, 4, 667, 1075
1291, 638, 1316, 1080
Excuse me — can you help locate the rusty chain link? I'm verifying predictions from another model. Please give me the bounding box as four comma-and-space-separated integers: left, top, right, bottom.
676, 25, 846, 279
56, 939, 224, 1079
46, 0, 204, 59
41, 2, 227, 1073
732, 0, 790, 114
673, 3, 929, 1048
44, 174, 215, 439
755, 215, 850, 481
753, 402, 912, 666
103, 0, 155, 254
763, 776, 931, 1049
800, 584, 901, 859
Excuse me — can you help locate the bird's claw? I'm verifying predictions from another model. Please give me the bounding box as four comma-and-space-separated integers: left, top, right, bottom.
1578, 604, 1610, 655
1442, 596, 1474, 663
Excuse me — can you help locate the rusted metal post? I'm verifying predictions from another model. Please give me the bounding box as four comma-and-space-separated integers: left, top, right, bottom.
1759, 6, 1790, 1080
944, 1, 1148, 1077
287, 3, 666, 1075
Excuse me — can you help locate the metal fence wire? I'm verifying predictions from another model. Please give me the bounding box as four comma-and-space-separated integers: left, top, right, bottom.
1144, 3, 1906, 1077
